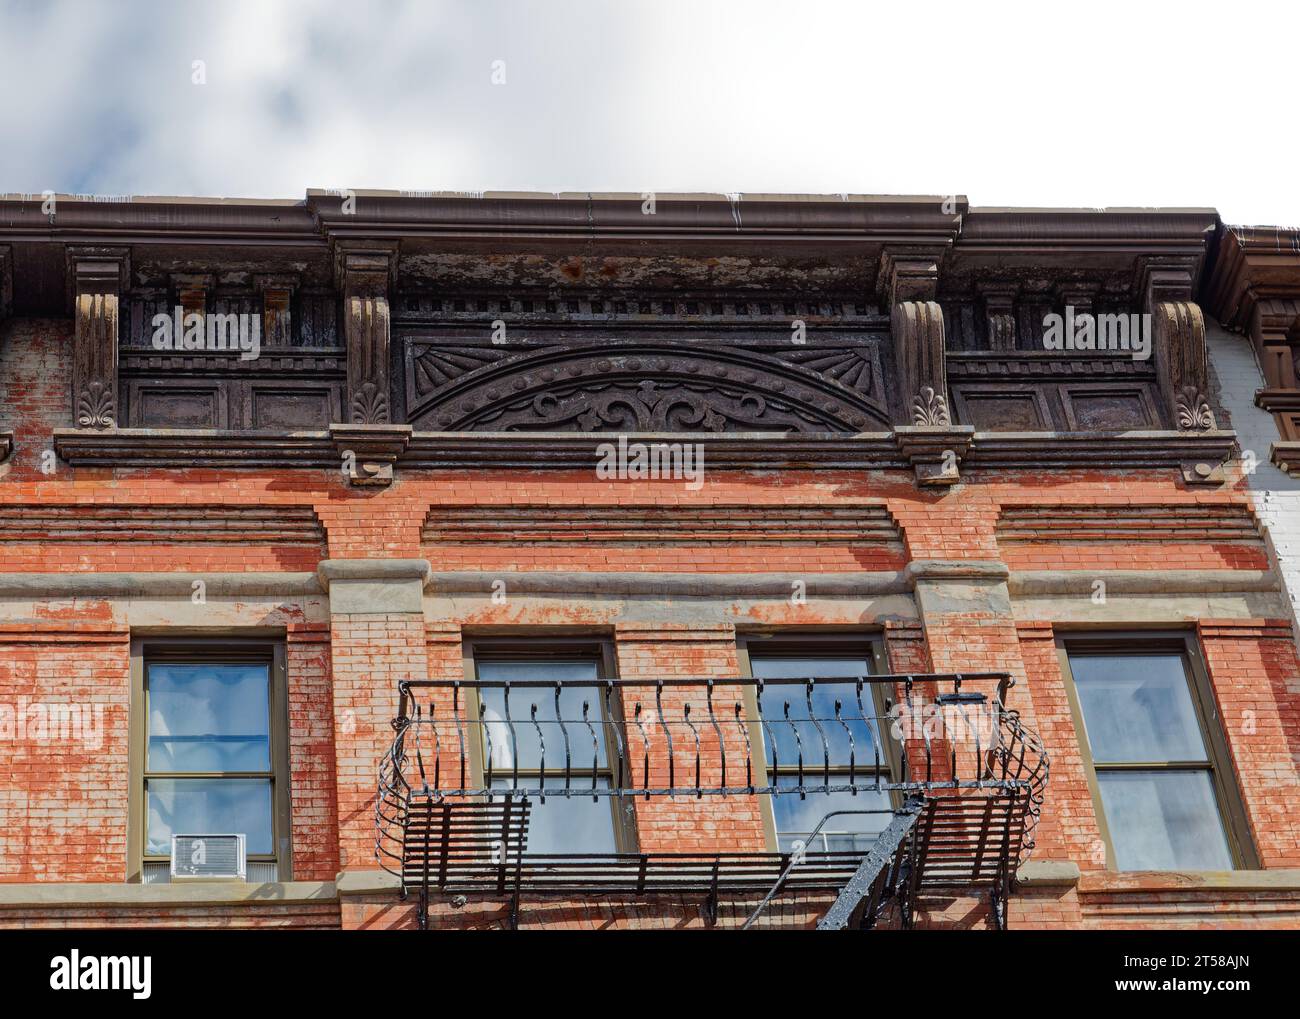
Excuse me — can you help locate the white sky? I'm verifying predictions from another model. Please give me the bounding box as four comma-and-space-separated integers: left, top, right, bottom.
0, 0, 1295, 226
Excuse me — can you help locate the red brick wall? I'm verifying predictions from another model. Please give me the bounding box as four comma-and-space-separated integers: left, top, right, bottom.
0, 318, 73, 484
614, 622, 766, 853
329, 613, 426, 870
1011, 883, 1083, 929
1016, 622, 1106, 868
1078, 873, 1300, 929
0, 539, 322, 574
286, 625, 339, 880
0, 622, 130, 881
2, 319, 1300, 928
1003, 541, 1267, 572
1198, 619, 1300, 867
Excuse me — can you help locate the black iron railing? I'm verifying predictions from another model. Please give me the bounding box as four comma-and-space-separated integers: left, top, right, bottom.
376, 672, 1049, 898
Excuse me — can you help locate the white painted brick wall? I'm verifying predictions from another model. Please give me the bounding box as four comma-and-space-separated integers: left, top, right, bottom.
1206, 318, 1300, 639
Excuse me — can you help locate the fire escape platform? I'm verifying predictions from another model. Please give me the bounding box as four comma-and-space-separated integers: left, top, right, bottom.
376, 673, 1048, 929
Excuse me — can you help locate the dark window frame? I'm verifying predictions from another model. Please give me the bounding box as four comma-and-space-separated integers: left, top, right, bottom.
460, 634, 636, 853
128, 637, 291, 882
1056, 630, 1258, 871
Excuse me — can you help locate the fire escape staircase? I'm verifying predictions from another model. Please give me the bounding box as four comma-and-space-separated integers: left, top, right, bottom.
376, 673, 1048, 930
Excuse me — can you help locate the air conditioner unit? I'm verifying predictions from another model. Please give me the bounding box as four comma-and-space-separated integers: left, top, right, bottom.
170, 834, 246, 881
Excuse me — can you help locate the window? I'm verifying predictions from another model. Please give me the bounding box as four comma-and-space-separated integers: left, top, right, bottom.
129, 640, 290, 882
741, 637, 895, 854
467, 641, 629, 854
1059, 635, 1256, 871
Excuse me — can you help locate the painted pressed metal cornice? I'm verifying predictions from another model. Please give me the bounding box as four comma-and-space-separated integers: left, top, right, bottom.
0, 194, 320, 246
0, 191, 1222, 252
51, 425, 1237, 478
1204, 223, 1300, 330
957, 207, 1219, 253
0, 191, 969, 247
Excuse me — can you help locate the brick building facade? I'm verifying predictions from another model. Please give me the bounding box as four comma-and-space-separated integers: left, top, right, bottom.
0, 192, 1298, 930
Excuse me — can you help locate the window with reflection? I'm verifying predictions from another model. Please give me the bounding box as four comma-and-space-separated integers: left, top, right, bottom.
138, 646, 284, 879
475, 656, 622, 854
749, 649, 893, 854
1064, 645, 1247, 871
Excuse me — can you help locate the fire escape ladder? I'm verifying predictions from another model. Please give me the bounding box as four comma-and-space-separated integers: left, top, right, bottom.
815, 797, 926, 930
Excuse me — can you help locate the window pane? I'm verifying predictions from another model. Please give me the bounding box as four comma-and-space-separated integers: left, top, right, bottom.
146, 778, 273, 856
771, 778, 893, 853
1069, 653, 1208, 763
147, 662, 270, 772
751, 656, 878, 768
478, 660, 606, 772
1097, 770, 1233, 871
491, 779, 618, 854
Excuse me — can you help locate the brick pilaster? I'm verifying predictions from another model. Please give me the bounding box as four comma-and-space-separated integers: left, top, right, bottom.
320, 559, 431, 871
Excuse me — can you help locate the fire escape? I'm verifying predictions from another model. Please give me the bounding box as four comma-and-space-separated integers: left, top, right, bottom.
376, 673, 1047, 930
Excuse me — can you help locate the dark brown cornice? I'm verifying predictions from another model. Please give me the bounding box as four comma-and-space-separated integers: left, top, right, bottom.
1204, 224, 1300, 331
0, 192, 1221, 256
0, 192, 1231, 307
0, 194, 320, 247
51, 426, 1237, 482
51, 428, 341, 468
958, 208, 1218, 253
307, 190, 967, 246
0, 191, 969, 250
964, 430, 1236, 480
949, 208, 1219, 299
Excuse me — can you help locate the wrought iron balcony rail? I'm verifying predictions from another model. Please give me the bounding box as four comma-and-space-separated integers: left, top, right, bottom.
381, 672, 1036, 800
376, 672, 1049, 928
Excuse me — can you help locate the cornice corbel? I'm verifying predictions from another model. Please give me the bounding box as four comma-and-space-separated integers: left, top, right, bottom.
66, 246, 129, 430
1271, 442, 1300, 479
334, 241, 399, 426
329, 422, 411, 486
254, 272, 300, 350
1055, 281, 1099, 317
65, 246, 131, 315
891, 299, 949, 428
876, 246, 945, 307
332, 239, 399, 295
976, 281, 1018, 351
1136, 254, 1199, 309
894, 425, 973, 486
1152, 299, 1217, 433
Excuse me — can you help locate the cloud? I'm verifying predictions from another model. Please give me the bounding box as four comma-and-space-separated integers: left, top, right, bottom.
0, 0, 1296, 225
